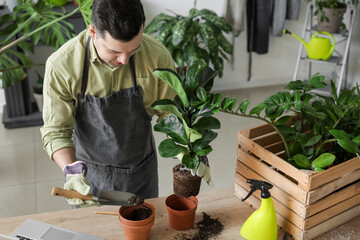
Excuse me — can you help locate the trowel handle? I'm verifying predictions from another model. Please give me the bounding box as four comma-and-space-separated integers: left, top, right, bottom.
52, 186, 94, 201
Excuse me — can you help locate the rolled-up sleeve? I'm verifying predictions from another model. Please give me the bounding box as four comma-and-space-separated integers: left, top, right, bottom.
40, 60, 77, 160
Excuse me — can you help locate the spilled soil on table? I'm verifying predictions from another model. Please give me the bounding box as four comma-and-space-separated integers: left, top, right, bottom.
173, 212, 224, 240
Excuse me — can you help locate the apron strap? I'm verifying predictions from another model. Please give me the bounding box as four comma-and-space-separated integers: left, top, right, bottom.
129, 56, 138, 89
81, 37, 138, 99
81, 37, 91, 99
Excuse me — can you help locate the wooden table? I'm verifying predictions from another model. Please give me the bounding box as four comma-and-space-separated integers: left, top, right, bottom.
0, 188, 359, 240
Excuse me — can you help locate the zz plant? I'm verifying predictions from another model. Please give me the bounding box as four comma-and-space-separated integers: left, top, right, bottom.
203, 74, 360, 172
144, 7, 233, 77
152, 59, 220, 184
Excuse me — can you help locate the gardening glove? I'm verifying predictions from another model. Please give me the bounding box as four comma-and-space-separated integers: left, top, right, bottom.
63, 161, 100, 208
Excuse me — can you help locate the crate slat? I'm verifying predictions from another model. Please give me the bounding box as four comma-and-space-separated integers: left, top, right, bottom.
307, 168, 360, 204
238, 133, 310, 188
305, 181, 360, 218
304, 193, 360, 230
238, 148, 308, 204
236, 162, 306, 218
308, 156, 360, 190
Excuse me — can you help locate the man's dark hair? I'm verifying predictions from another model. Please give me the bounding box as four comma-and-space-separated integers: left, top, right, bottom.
91, 0, 146, 41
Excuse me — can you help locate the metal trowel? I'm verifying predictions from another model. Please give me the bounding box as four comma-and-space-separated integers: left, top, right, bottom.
52, 186, 144, 206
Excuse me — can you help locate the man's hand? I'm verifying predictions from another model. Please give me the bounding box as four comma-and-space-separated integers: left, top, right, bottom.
63, 161, 100, 207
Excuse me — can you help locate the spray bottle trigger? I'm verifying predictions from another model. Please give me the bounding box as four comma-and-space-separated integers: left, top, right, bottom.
242, 188, 255, 202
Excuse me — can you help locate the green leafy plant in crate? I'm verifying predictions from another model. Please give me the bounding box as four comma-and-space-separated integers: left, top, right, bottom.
144, 5, 233, 77
200, 74, 360, 171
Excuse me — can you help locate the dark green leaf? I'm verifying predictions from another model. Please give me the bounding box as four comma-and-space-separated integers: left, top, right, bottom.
182, 153, 199, 169
304, 135, 322, 146
294, 154, 311, 169
153, 68, 189, 107
158, 139, 188, 158
329, 129, 350, 140
154, 115, 187, 145
196, 145, 213, 156
192, 116, 220, 130
352, 135, 360, 145
338, 138, 359, 154
249, 103, 267, 115
308, 75, 326, 88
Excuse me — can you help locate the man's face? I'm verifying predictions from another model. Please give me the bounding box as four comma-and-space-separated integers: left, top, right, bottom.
89, 25, 143, 68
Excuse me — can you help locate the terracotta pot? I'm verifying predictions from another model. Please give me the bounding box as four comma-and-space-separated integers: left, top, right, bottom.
119, 202, 155, 240
165, 194, 198, 230
173, 163, 202, 197
317, 7, 346, 33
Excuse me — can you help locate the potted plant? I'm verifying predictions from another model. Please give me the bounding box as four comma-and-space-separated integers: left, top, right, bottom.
0, 0, 92, 87
202, 74, 360, 239
0, 0, 92, 126
144, 2, 233, 77
305, 0, 358, 32
151, 59, 220, 229
32, 71, 44, 112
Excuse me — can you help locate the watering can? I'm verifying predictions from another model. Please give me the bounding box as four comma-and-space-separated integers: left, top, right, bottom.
283, 29, 335, 60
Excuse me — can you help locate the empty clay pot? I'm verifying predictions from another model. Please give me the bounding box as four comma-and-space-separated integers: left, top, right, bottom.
119, 202, 155, 240
165, 194, 198, 230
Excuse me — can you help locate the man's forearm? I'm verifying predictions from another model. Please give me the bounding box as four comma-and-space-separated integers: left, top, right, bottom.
53, 147, 77, 171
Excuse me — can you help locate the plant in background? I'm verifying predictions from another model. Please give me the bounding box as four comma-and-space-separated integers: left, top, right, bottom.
0, 0, 92, 87
151, 59, 220, 184
200, 74, 360, 172
144, 4, 233, 77
305, 0, 358, 29
32, 71, 44, 94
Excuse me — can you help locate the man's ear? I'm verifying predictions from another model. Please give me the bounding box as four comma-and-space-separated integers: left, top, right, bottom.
88, 25, 96, 40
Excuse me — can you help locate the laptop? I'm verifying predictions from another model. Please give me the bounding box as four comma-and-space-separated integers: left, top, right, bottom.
0, 219, 104, 240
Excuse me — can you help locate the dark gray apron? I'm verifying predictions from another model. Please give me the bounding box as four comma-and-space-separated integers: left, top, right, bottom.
73, 38, 158, 199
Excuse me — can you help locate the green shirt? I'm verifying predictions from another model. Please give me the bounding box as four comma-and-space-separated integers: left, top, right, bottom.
41, 30, 176, 159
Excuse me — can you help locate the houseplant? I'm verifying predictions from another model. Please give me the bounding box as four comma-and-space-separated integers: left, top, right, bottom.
305, 0, 358, 32
144, 3, 233, 77
203, 74, 360, 239
0, 0, 92, 126
32, 71, 44, 112
0, 0, 92, 88
151, 59, 220, 229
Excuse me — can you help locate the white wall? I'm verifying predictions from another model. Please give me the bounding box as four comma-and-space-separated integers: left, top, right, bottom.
1, 0, 360, 113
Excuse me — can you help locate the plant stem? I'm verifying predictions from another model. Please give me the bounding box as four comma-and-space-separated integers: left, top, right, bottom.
314, 138, 337, 157
220, 110, 291, 158
0, 5, 84, 55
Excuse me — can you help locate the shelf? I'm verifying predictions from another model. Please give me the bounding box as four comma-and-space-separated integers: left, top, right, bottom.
300, 56, 343, 65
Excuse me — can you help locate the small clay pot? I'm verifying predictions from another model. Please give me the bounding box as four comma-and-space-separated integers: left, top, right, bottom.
119, 202, 155, 240
173, 163, 202, 197
165, 194, 198, 230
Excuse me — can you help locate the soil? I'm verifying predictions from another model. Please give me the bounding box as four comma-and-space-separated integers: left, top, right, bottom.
127, 195, 144, 206
126, 205, 152, 221
173, 212, 224, 240
173, 164, 202, 198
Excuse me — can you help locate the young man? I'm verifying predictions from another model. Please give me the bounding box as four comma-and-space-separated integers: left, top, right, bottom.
41, 0, 176, 207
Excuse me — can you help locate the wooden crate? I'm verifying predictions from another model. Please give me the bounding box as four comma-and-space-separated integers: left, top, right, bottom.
235, 123, 360, 240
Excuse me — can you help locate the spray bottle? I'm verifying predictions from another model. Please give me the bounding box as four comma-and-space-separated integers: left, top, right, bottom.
240, 179, 277, 240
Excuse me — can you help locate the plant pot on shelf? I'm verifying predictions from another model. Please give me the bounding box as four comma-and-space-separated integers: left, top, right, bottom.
165, 194, 198, 230
318, 7, 347, 33
173, 163, 202, 198
118, 202, 155, 240
33, 93, 43, 112
235, 123, 360, 240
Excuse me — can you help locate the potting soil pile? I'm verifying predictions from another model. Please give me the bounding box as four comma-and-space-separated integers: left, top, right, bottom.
173, 212, 224, 240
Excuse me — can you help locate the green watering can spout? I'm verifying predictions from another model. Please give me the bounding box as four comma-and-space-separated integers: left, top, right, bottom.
283, 29, 335, 61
